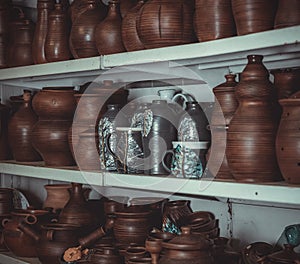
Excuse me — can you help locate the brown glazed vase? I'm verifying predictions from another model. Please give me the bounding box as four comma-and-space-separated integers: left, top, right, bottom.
120, 0, 138, 18
194, 0, 236, 42
276, 98, 300, 184
231, 0, 278, 35
45, 3, 72, 62
32, 0, 55, 64
274, 0, 300, 29
226, 55, 282, 182
8, 91, 41, 162
0, 101, 12, 160
136, 0, 196, 49
95, 1, 126, 55
271, 68, 300, 100
209, 74, 238, 179
69, 0, 107, 58
122, 0, 145, 52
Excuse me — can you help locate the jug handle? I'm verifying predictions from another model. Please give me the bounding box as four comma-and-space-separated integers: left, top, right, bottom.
2, 218, 10, 228
18, 222, 40, 241
24, 214, 38, 225
105, 132, 117, 160
172, 93, 192, 109
161, 149, 174, 173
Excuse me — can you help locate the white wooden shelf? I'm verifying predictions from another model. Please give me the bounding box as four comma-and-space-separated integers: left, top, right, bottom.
1, 162, 299, 206
0, 252, 40, 264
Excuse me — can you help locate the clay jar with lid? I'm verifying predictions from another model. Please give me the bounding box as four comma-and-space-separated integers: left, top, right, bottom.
226, 55, 282, 182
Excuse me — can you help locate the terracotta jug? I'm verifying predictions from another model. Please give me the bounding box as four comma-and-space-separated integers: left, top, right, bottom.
226, 55, 282, 182
121, 0, 145, 52
194, 0, 236, 42
32, 0, 55, 64
8, 90, 42, 162
95, 1, 126, 55
231, 0, 278, 35
69, 0, 107, 58
136, 0, 196, 49
45, 2, 72, 62
209, 74, 238, 179
274, 0, 300, 29
0, 101, 12, 160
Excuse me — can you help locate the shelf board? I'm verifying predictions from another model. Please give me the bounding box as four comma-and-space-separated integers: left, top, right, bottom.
1, 162, 299, 206
0, 253, 40, 264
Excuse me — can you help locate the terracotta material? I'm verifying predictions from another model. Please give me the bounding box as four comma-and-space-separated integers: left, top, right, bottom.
231, 0, 278, 35
45, 3, 72, 62
194, 0, 236, 42
136, 0, 196, 49
0, 34, 8, 69
209, 74, 238, 179
242, 242, 274, 264
69, 0, 107, 58
89, 248, 122, 264
95, 1, 126, 55
0, 188, 13, 215
227, 55, 282, 182
8, 91, 41, 162
0, 1, 10, 35
122, 0, 145, 52
32, 0, 55, 64
274, 0, 300, 29
276, 98, 300, 184
120, 0, 137, 18
0, 101, 12, 160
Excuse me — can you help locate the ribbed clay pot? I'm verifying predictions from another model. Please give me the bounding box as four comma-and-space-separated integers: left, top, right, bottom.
136, 0, 196, 49
231, 0, 278, 35
120, 0, 137, 18
274, 0, 300, 29
194, 0, 236, 42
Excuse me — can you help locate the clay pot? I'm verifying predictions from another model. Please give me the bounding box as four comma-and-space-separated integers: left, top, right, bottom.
0, 34, 8, 69
242, 242, 274, 264
209, 74, 238, 179
69, 0, 107, 58
120, 0, 138, 18
95, 1, 126, 55
226, 55, 282, 182
231, 0, 278, 35
43, 184, 72, 212
276, 98, 300, 184
0, 1, 10, 36
122, 0, 145, 52
0, 188, 13, 215
32, 0, 55, 64
45, 3, 72, 62
125, 246, 148, 263
274, 0, 300, 29
136, 0, 196, 49
8, 90, 42, 162
0, 101, 12, 160
194, 0, 236, 42
89, 248, 122, 264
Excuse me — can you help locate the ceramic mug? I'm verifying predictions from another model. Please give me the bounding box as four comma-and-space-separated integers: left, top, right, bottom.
106, 127, 144, 174
162, 141, 209, 179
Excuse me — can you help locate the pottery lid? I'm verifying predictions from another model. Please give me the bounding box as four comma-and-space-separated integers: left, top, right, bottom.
162, 226, 210, 250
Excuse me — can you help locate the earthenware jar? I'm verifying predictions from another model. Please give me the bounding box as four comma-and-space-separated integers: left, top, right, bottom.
69, 0, 107, 58
32, 0, 55, 64
89, 248, 122, 264
0, 101, 11, 160
8, 90, 42, 162
227, 55, 282, 182
194, 0, 236, 42
209, 74, 238, 179
231, 0, 278, 35
95, 1, 126, 55
274, 0, 300, 29
45, 2, 72, 62
276, 97, 300, 184
136, 0, 196, 48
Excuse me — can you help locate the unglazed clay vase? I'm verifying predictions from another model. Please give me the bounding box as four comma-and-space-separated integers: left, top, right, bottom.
69, 0, 107, 58
274, 0, 300, 29
276, 97, 300, 184
227, 55, 282, 182
122, 0, 145, 52
194, 0, 236, 42
95, 1, 126, 55
45, 3, 72, 62
32, 0, 55, 64
231, 0, 278, 35
136, 0, 196, 49
0, 101, 12, 160
8, 91, 42, 162
209, 74, 238, 179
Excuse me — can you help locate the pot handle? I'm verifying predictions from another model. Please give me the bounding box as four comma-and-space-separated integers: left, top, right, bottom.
18, 222, 40, 241
161, 149, 174, 173
25, 214, 37, 225
1, 218, 10, 228
105, 132, 117, 159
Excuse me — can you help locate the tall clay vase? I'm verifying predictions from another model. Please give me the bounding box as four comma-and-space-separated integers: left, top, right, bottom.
226, 55, 282, 182
69, 0, 107, 58
276, 98, 300, 184
8, 91, 41, 162
122, 0, 145, 52
209, 74, 238, 179
32, 0, 55, 64
0, 101, 12, 160
231, 0, 278, 35
194, 0, 236, 42
274, 0, 300, 29
136, 0, 196, 49
45, 3, 72, 62
95, 1, 126, 55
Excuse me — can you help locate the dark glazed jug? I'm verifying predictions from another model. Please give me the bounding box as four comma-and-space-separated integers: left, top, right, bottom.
226, 55, 281, 182
274, 0, 300, 29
